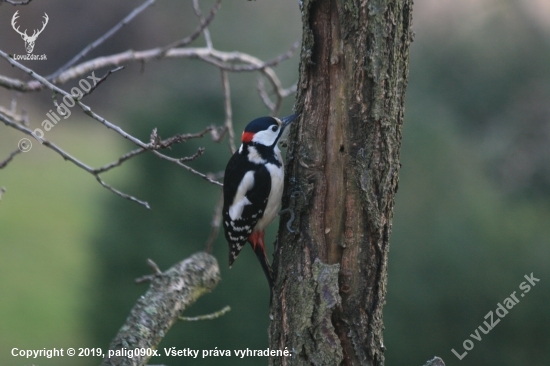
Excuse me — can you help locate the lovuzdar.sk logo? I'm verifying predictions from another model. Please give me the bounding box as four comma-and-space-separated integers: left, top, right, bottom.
11, 10, 48, 60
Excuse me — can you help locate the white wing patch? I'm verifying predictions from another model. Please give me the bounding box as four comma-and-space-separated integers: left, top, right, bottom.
228, 171, 255, 221
251, 127, 279, 146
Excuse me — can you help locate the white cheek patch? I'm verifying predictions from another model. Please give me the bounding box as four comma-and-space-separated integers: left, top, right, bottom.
252, 129, 279, 146
228, 171, 255, 221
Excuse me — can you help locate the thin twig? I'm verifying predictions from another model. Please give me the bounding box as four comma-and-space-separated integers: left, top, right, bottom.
95, 175, 150, 208
179, 305, 231, 321
0, 148, 22, 169
257, 77, 276, 113
192, 0, 213, 49
93, 126, 214, 174
135, 258, 164, 284
225, 40, 300, 72
93, 148, 146, 175
0, 49, 147, 146
0, 105, 26, 124
0, 0, 298, 210
156, 126, 214, 148
157, 0, 222, 56
282, 83, 298, 97
221, 70, 236, 154
190, 51, 288, 114
0, 187, 5, 201
207, 170, 224, 181
209, 125, 227, 143
0, 112, 151, 209
151, 150, 222, 186
0, 50, 222, 188
84, 66, 125, 97
1, 48, 294, 105
147, 258, 163, 275
179, 147, 205, 162
0, 47, 291, 143
47, 0, 156, 80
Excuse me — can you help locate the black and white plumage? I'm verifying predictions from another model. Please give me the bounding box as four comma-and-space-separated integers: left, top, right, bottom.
222, 114, 297, 292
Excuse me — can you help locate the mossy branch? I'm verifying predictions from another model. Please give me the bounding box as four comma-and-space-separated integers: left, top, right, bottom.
101, 252, 220, 366
423, 356, 445, 366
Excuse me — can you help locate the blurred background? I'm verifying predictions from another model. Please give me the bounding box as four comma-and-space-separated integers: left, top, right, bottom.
0, 0, 548, 365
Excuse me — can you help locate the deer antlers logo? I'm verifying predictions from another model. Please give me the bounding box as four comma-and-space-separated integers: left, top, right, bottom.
11, 11, 49, 54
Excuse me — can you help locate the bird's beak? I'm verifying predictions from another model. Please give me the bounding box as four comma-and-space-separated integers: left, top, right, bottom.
280, 113, 299, 129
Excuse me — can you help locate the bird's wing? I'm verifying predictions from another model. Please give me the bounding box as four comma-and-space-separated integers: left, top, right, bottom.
223, 166, 271, 266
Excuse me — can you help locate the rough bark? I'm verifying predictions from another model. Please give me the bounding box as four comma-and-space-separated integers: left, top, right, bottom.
102, 252, 220, 366
269, 0, 413, 365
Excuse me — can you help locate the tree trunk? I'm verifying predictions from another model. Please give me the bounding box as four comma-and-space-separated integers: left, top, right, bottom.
269, 0, 413, 365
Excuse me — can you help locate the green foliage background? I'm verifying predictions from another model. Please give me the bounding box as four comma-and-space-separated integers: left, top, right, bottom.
0, 1, 548, 365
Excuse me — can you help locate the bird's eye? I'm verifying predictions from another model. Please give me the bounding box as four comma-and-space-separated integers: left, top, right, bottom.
271, 125, 278, 132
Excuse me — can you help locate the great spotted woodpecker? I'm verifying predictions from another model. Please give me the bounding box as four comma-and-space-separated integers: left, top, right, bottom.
222, 114, 298, 293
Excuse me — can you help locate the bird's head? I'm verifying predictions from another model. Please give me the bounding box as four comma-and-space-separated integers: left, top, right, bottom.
241, 114, 298, 147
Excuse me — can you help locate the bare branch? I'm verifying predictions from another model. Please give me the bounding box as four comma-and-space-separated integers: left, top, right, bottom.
0, 75, 34, 92
146, 258, 163, 275
179, 147, 205, 162
83, 66, 125, 97
151, 150, 222, 186
0, 102, 27, 125
0, 148, 22, 169
0, 49, 146, 146
157, 0, 222, 55
207, 170, 224, 181
95, 175, 150, 209
47, 0, 156, 80
225, 40, 300, 72
103, 252, 220, 366
1, 47, 294, 102
93, 126, 214, 174
423, 357, 445, 366
93, 148, 146, 175
179, 305, 230, 321
135, 258, 163, 284
0, 0, 298, 212
155, 126, 214, 149
0, 50, 222, 188
1, 0, 33, 5
282, 83, 298, 98
0, 187, 5, 201
0, 112, 151, 209
257, 76, 276, 113
192, 0, 213, 49
221, 70, 236, 154
30, 0, 213, 95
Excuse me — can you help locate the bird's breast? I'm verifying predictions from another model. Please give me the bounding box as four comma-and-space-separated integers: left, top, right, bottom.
254, 162, 284, 231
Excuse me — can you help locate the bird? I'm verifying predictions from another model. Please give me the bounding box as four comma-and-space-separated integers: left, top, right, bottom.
222, 114, 298, 295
